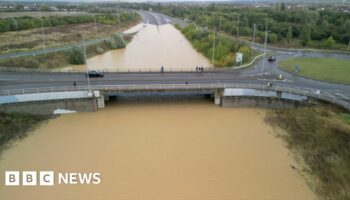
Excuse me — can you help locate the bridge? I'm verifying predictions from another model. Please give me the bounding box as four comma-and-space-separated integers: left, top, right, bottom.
0, 82, 349, 115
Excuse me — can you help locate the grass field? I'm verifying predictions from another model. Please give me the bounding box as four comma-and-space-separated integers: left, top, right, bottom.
0, 11, 88, 18
266, 106, 350, 200
0, 16, 140, 54
278, 57, 350, 84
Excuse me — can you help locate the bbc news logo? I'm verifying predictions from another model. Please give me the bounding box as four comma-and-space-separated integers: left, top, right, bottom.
5, 171, 101, 186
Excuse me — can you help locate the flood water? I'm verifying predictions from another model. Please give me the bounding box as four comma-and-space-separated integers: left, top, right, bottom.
69, 24, 211, 72
0, 98, 315, 199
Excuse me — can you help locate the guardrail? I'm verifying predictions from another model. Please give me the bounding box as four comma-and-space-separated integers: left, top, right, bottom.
0, 83, 349, 111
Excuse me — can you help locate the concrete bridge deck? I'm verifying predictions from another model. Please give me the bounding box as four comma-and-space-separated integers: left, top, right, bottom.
0, 83, 349, 113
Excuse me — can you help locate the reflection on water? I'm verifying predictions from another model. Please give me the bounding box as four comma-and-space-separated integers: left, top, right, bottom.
70, 24, 211, 72
0, 97, 315, 200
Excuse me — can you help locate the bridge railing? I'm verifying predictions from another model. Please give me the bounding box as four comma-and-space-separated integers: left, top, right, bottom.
0, 83, 349, 111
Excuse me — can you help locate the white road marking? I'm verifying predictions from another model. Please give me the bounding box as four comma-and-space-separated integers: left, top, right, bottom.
335, 92, 350, 100
323, 91, 336, 98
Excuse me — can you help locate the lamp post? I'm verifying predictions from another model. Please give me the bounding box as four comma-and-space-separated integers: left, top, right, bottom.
212, 28, 216, 69
251, 23, 256, 58
261, 21, 268, 76
236, 15, 240, 38
94, 15, 97, 40
40, 13, 46, 56
82, 34, 91, 91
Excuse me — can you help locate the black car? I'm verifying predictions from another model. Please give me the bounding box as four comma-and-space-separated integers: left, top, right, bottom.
268, 56, 276, 62
86, 71, 104, 78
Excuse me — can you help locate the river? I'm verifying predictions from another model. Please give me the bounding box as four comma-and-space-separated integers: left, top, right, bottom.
68, 24, 211, 72
0, 23, 315, 199
0, 97, 315, 199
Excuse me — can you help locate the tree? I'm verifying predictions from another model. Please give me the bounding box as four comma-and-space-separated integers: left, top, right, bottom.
324, 36, 335, 49
9, 18, 18, 31
300, 24, 311, 46
281, 2, 286, 11
15, 4, 24, 11
287, 26, 292, 44
238, 46, 251, 63
268, 33, 278, 44
68, 46, 85, 65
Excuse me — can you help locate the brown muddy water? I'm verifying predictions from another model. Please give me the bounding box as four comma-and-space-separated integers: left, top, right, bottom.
0, 97, 315, 200
68, 24, 211, 72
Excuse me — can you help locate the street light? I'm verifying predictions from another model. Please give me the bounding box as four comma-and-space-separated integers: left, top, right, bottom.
251, 23, 256, 58
212, 27, 216, 69
40, 13, 46, 56
236, 15, 240, 38
261, 21, 268, 76
93, 15, 97, 40
82, 33, 91, 92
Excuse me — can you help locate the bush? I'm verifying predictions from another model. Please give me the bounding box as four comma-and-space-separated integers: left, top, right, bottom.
323, 36, 335, 49
68, 46, 85, 65
96, 46, 105, 54
111, 33, 126, 48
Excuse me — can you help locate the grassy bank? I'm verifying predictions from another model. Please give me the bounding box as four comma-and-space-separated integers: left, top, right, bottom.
178, 25, 252, 67
0, 112, 49, 154
0, 13, 140, 54
278, 58, 350, 84
266, 106, 350, 200
0, 33, 134, 70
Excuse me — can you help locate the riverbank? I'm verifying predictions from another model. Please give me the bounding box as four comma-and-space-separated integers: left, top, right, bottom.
0, 16, 141, 70
0, 99, 315, 199
0, 112, 49, 155
177, 25, 254, 68
266, 106, 350, 200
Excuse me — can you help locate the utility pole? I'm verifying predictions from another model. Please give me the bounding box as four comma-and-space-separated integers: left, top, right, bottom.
82, 34, 91, 92
348, 40, 350, 51
94, 15, 97, 40
118, 13, 121, 32
261, 22, 268, 76
251, 23, 256, 58
212, 28, 216, 68
40, 14, 46, 56
236, 15, 240, 38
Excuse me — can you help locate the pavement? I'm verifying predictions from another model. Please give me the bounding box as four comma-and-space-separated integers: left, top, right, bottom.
0, 11, 350, 104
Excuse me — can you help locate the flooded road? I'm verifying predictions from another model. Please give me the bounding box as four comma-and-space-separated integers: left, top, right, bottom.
70, 24, 211, 72
0, 99, 315, 199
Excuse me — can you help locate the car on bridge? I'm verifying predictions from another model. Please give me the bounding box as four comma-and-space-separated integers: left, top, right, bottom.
86, 71, 104, 78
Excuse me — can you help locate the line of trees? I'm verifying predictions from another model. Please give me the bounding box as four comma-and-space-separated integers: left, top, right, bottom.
0, 11, 138, 33
180, 25, 251, 67
152, 4, 350, 49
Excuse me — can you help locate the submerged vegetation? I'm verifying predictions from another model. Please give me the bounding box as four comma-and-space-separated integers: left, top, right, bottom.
266, 106, 350, 200
179, 24, 251, 67
0, 112, 49, 154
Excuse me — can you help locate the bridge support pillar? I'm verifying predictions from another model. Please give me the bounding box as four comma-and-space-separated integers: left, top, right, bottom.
214, 91, 222, 105
93, 90, 105, 109
96, 96, 105, 109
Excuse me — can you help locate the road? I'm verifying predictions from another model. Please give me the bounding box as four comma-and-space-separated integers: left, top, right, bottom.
0, 11, 350, 104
